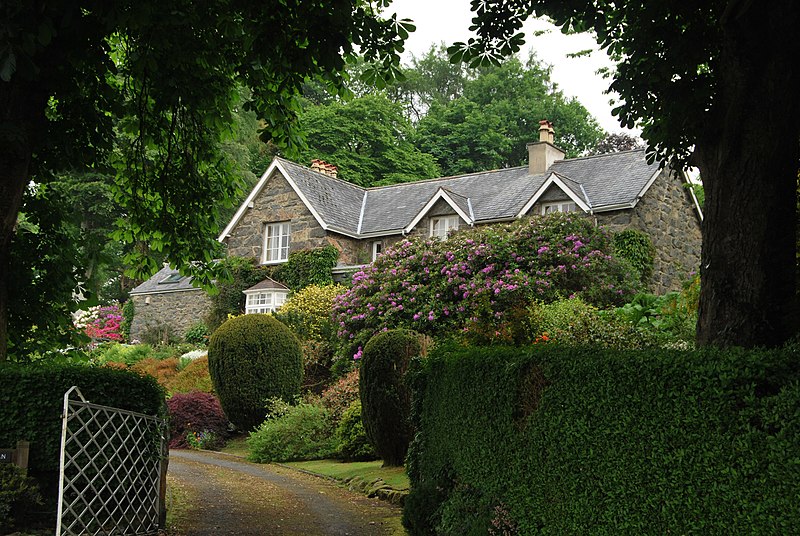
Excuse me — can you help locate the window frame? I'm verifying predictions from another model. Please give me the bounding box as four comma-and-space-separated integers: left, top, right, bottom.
261, 221, 291, 264
244, 290, 287, 314
430, 215, 460, 240
372, 241, 383, 261
541, 201, 578, 215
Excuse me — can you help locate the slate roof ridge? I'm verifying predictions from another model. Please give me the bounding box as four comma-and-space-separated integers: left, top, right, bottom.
275, 156, 367, 193
551, 147, 646, 164
364, 165, 531, 191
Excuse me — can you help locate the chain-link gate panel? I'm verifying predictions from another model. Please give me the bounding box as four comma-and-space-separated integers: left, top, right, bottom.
57, 387, 168, 536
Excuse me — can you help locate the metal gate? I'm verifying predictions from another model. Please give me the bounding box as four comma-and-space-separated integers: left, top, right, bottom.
56, 386, 168, 536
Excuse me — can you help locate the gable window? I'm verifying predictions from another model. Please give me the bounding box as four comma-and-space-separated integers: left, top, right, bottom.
541, 202, 577, 215
244, 290, 287, 314
430, 215, 460, 240
372, 241, 383, 261
262, 222, 290, 264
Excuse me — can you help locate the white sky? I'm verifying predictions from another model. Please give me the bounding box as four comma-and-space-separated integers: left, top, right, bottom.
388, 0, 636, 135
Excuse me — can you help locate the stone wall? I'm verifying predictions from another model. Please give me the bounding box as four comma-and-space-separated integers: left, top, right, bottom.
595, 169, 702, 293
130, 289, 212, 342
223, 170, 367, 265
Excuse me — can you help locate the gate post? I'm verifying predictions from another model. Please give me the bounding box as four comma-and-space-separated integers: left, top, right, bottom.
14, 440, 29, 474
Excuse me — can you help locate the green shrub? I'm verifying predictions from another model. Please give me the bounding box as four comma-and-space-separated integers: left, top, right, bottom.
184, 322, 210, 345
336, 400, 377, 462
404, 344, 800, 535
247, 399, 337, 462
89, 342, 154, 365
0, 464, 43, 532
527, 298, 656, 349
612, 228, 656, 284
208, 314, 303, 431
206, 256, 277, 331
121, 300, 135, 342
0, 362, 164, 473
360, 329, 422, 467
166, 356, 213, 395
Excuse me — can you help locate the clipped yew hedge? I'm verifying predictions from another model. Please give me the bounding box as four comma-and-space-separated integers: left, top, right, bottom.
208, 314, 303, 431
404, 344, 800, 535
0, 362, 165, 472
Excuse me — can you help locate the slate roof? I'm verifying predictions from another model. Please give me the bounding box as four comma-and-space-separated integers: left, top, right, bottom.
130, 266, 200, 295
221, 148, 662, 240
244, 277, 289, 292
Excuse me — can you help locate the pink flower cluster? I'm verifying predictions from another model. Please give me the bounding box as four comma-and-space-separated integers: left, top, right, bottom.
77, 304, 124, 342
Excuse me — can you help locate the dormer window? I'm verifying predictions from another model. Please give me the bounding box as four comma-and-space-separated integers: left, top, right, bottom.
430, 215, 460, 240
541, 202, 577, 215
262, 222, 290, 264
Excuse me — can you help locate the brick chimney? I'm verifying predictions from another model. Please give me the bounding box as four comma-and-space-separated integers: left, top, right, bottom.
311, 159, 338, 178
527, 120, 565, 175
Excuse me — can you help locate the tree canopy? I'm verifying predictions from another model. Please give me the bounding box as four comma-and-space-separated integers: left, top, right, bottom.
294, 93, 441, 186
456, 0, 800, 347
0, 0, 412, 360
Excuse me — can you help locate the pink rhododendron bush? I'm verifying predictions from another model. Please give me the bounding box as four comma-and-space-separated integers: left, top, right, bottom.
74, 304, 124, 342
333, 213, 641, 360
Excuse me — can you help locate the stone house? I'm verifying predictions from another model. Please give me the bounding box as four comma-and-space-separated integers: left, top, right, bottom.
129, 121, 703, 341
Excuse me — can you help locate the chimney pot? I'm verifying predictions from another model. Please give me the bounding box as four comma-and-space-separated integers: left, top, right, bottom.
528, 119, 565, 175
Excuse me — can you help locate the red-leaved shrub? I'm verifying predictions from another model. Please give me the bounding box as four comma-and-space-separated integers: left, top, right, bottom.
166, 391, 229, 449
320, 369, 359, 422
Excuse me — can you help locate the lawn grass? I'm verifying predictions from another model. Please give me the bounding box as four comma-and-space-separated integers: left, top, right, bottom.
220, 434, 249, 457
285, 459, 409, 490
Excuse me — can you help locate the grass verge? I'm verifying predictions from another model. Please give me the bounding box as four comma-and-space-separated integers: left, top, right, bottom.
219, 434, 249, 457
285, 459, 409, 490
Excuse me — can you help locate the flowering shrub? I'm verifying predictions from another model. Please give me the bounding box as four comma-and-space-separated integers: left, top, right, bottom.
166, 391, 229, 449
74, 304, 124, 342
333, 213, 641, 359
275, 284, 346, 341
320, 369, 360, 423
186, 429, 221, 450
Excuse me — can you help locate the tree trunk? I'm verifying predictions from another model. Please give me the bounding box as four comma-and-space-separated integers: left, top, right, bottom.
696, 0, 800, 347
0, 153, 30, 362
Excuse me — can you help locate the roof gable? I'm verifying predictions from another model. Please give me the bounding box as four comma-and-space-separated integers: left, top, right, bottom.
219, 149, 668, 240
404, 187, 475, 233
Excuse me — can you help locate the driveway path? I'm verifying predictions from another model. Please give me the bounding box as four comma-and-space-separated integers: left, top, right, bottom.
167, 450, 404, 536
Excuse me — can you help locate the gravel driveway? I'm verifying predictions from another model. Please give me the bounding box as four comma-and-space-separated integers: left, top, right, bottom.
167, 450, 405, 536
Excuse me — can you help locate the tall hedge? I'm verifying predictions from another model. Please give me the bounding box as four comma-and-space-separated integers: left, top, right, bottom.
404, 345, 800, 534
0, 362, 165, 472
208, 314, 303, 431
360, 329, 422, 467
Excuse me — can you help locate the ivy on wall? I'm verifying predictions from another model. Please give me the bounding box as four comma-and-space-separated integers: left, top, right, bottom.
207, 246, 340, 330
275, 245, 339, 291
612, 229, 656, 285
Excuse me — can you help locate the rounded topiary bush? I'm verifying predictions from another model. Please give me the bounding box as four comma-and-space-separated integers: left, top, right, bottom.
208, 314, 303, 431
359, 329, 423, 466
